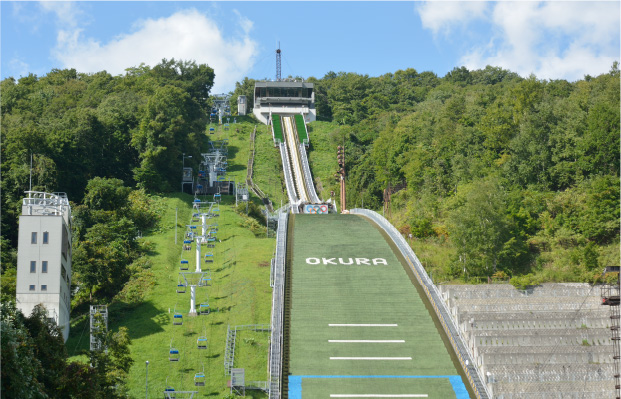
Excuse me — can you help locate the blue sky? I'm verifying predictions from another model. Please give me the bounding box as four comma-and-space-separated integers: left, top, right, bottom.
2, 1, 619, 93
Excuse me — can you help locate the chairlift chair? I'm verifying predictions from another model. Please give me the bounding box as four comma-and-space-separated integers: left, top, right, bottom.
180, 260, 189, 271
197, 336, 208, 349
176, 282, 186, 294
194, 365, 206, 386
164, 378, 176, 398
183, 240, 192, 244
169, 348, 180, 362
199, 302, 210, 315
205, 253, 214, 263
173, 312, 183, 326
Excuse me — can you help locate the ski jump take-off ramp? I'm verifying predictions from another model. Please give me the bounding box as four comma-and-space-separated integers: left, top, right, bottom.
263, 90, 480, 398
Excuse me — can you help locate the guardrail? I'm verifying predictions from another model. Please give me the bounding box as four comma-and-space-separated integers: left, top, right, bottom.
297, 143, 320, 203
268, 212, 289, 399
279, 142, 299, 207
350, 208, 491, 399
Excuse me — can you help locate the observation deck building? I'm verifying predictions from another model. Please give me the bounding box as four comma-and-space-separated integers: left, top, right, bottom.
16, 191, 72, 342
253, 81, 316, 124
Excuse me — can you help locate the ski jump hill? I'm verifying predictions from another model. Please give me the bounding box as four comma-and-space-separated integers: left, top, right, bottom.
284, 213, 469, 399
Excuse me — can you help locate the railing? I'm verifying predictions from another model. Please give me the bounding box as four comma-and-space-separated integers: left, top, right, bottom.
279, 142, 299, 207
297, 142, 320, 203
268, 212, 288, 399
225, 324, 271, 375
22, 191, 71, 216
350, 208, 491, 399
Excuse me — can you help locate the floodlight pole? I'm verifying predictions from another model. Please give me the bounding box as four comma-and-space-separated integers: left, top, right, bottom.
145, 360, 149, 399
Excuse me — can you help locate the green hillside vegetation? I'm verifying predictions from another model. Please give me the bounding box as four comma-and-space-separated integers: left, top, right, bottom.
1, 59, 619, 397
297, 66, 620, 286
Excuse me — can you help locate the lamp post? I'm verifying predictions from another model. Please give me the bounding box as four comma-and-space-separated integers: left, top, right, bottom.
145, 360, 149, 398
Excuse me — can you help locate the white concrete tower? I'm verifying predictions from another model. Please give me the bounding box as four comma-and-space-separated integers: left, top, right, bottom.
16, 191, 72, 342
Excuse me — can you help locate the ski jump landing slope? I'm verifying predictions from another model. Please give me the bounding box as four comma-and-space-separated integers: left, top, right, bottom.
288, 214, 469, 399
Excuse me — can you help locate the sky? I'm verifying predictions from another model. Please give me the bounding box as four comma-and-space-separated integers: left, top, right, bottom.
2, 1, 619, 93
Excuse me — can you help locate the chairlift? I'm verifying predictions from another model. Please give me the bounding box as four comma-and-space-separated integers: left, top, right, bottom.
194, 365, 206, 386
164, 378, 176, 398
197, 336, 208, 349
206, 237, 216, 242
169, 348, 180, 362
205, 253, 214, 263
199, 302, 210, 315
189, 225, 197, 229
200, 276, 211, 287
173, 307, 183, 325
180, 260, 189, 271
176, 281, 186, 294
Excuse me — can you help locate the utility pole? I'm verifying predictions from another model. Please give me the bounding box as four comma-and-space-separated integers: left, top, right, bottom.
336, 145, 346, 212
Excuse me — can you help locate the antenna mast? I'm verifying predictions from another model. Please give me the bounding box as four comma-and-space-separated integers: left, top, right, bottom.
276, 42, 282, 81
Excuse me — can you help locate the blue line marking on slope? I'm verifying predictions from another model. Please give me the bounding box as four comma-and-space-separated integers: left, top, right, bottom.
289, 375, 469, 399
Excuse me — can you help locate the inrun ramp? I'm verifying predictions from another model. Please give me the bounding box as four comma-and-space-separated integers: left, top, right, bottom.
287, 214, 469, 399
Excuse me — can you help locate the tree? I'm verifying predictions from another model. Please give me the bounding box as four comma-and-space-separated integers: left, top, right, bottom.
449, 179, 512, 278
1, 302, 46, 399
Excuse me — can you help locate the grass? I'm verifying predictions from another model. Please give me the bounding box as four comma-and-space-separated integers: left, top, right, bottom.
252, 122, 288, 208
66, 116, 278, 397
306, 121, 341, 201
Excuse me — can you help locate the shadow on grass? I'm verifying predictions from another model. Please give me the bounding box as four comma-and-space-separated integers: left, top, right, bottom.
67, 300, 167, 357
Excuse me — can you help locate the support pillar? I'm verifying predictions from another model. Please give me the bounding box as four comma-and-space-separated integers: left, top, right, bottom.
195, 237, 202, 272
189, 285, 197, 316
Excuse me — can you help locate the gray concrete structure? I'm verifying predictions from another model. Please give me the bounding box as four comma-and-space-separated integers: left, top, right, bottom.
16, 191, 72, 341
439, 284, 616, 398
253, 81, 315, 124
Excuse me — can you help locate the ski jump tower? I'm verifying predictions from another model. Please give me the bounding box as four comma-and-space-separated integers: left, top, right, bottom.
253, 47, 316, 124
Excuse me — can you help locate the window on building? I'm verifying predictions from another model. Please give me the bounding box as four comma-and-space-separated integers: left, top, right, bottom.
42, 261, 48, 273
61, 265, 67, 281
41, 285, 47, 291
30, 261, 36, 273
31, 232, 37, 244
43, 231, 49, 244
29, 285, 35, 291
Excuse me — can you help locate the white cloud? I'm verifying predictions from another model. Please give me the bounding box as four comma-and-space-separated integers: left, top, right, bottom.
39, 1, 82, 28
417, 1, 620, 81
51, 9, 258, 93
417, 1, 489, 36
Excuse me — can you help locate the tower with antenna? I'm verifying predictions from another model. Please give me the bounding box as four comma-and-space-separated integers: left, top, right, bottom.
276, 43, 282, 81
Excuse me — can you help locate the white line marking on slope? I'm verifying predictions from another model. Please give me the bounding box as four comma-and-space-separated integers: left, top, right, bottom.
329, 324, 399, 327
328, 340, 405, 343
330, 356, 412, 360
330, 395, 428, 398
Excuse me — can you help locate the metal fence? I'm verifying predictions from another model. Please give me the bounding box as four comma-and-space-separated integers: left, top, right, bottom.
350, 208, 491, 399
268, 212, 288, 399
297, 143, 320, 203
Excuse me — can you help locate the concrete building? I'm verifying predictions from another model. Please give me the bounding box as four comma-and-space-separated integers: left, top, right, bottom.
237, 95, 247, 116
253, 81, 316, 124
16, 191, 72, 341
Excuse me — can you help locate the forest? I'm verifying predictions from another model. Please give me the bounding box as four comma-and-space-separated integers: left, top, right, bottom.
234, 64, 620, 286
1, 59, 619, 396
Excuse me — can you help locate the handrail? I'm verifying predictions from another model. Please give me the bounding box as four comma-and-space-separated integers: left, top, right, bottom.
269, 212, 289, 399
280, 142, 299, 206
350, 208, 491, 399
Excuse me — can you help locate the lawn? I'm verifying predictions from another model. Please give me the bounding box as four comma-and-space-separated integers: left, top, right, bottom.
67, 114, 278, 398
